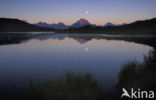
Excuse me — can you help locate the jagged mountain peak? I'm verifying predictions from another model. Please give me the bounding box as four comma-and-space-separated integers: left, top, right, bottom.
57, 22, 66, 25
71, 18, 91, 28
77, 18, 90, 24
104, 22, 115, 27
36, 18, 95, 29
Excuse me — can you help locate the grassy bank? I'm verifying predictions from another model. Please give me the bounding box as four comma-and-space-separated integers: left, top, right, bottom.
21, 73, 113, 100
117, 48, 156, 89
21, 48, 156, 100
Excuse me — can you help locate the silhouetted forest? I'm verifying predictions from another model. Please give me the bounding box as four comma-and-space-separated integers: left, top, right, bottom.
1, 17, 156, 34
0, 18, 55, 32
58, 18, 156, 34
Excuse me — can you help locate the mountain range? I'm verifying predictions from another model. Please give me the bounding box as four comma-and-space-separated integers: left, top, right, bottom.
35, 18, 97, 29
59, 18, 156, 34
0, 17, 156, 34
35, 18, 127, 29
35, 22, 68, 29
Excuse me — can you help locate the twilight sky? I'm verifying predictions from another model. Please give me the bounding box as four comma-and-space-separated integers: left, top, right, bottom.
0, 0, 156, 25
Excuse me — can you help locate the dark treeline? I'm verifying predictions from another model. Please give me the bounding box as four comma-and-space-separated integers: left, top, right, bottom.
1, 17, 156, 34
58, 18, 156, 34
0, 18, 55, 32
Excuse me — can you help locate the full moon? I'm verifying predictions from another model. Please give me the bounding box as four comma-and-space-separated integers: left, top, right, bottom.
85, 11, 88, 14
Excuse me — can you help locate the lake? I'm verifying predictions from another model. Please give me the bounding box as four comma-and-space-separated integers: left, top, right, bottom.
0, 33, 155, 99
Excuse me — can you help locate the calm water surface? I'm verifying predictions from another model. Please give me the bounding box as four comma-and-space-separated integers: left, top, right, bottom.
0, 33, 153, 99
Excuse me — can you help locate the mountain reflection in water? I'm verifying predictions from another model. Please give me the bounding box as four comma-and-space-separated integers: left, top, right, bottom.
0, 33, 156, 100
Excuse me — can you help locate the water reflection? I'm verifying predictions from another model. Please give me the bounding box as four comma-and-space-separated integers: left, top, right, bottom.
1, 33, 156, 47
0, 33, 155, 100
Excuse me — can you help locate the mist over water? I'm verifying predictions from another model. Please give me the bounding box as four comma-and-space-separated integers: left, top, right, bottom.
0, 33, 153, 99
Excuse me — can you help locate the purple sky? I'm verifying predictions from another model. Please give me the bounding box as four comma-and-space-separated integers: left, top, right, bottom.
0, 0, 156, 25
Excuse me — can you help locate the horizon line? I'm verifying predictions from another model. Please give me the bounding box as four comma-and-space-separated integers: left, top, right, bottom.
1, 16, 155, 26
